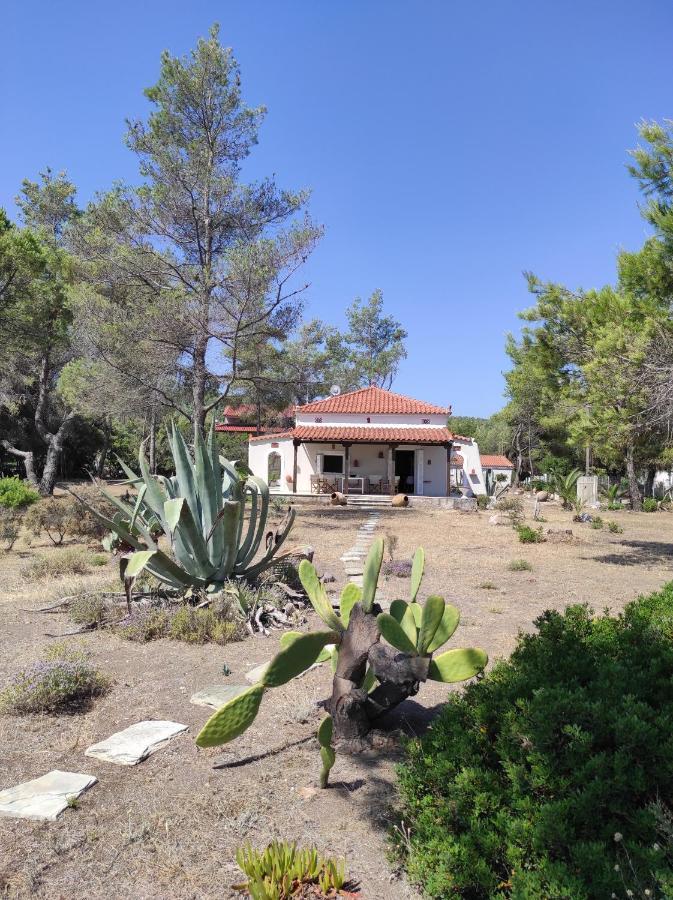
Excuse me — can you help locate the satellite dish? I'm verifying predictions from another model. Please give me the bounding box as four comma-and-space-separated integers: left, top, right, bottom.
329, 385, 341, 396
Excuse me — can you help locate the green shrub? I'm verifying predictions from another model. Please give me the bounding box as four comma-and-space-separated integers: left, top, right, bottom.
0, 477, 39, 510
0, 644, 110, 714
168, 606, 242, 644
508, 559, 532, 571
643, 498, 659, 512
235, 840, 347, 899
23, 548, 98, 579
590, 515, 604, 529
608, 520, 623, 534
395, 586, 673, 898
477, 581, 497, 590
516, 524, 544, 543
115, 607, 171, 642
476, 494, 490, 510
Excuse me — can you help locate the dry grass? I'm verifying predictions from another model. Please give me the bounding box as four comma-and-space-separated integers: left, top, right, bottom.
0, 495, 672, 898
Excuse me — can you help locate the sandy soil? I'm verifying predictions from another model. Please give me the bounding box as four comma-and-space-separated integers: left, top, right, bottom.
0, 496, 671, 899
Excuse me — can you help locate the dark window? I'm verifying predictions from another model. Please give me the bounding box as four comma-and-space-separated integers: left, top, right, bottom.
322, 454, 343, 474
267, 452, 281, 484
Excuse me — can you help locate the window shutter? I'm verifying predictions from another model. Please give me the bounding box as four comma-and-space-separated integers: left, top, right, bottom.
316, 453, 323, 474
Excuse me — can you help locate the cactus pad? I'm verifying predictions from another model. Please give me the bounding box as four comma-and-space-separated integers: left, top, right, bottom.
361, 538, 384, 612
298, 560, 343, 632
428, 648, 488, 683
339, 583, 362, 627
410, 547, 425, 601
262, 631, 338, 688
427, 603, 460, 653
417, 595, 446, 655
377, 612, 418, 655
195, 683, 265, 747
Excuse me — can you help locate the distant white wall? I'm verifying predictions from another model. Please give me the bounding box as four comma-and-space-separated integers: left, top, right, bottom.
295, 412, 448, 428
455, 439, 486, 496
654, 470, 673, 496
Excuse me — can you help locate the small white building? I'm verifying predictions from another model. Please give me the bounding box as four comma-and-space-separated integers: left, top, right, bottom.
480, 454, 514, 494
247, 386, 487, 497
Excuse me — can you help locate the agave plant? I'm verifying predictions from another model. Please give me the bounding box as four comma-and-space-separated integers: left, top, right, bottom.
75, 424, 295, 590
196, 538, 487, 788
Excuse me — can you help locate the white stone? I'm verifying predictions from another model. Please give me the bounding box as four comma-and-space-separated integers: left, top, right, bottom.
190, 684, 249, 709
245, 661, 270, 684
0, 770, 97, 821
85, 721, 188, 766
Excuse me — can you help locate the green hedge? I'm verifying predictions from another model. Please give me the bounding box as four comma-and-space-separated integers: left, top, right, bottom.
396, 585, 673, 898
0, 476, 40, 509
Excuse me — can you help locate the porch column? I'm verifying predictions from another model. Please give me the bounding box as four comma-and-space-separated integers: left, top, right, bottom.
444, 441, 453, 497
292, 438, 301, 494
416, 448, 424, 496
342, 442, 351, 494
387, 444, 397, 495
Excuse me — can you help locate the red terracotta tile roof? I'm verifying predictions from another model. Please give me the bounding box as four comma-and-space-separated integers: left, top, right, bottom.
480, 454, 513, 468
249, 426, 454, 445
249, 431, 294, 443
214, 424, 263, 433
297, 386, 450, 416
450, 454, 464, 467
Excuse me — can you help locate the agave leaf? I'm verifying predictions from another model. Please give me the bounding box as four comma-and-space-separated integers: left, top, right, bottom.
427, 603, 460, 653
410, 547, 425, 601
236, 476, 269, 570
195, 683, 265, 747
298, 560, 343, 632
114, 455, 142, 485
212, 500, 243, 578
339, 583, 361, 627
235, 484, 260, 569
67, 490, 146, 552
261, 631, 338, 688
417, 595, 446, 655
238, 506, 296, 580
428, 648, 488, 683
137, 446, 170, 532
377, 612, 418, 655
93, 485, 157, 548
170, 424, 202, 526
361, 538, 384, 612
124, 550, 157, 578
163, 497, 217, 579
194, 426, 221, 566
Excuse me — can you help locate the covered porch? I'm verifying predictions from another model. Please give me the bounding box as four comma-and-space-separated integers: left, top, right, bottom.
290, 430, 458, 498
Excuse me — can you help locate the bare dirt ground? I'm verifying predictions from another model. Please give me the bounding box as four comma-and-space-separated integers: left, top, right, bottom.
0, 496, 672, 899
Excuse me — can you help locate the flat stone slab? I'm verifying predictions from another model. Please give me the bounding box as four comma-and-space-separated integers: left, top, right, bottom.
85, 721, 188, 766
245, 661, 270, 684
0, 770, 97, 821
190, 684, 248, 710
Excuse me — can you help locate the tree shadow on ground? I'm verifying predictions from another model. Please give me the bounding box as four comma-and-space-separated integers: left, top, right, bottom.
592, 540, 673, 567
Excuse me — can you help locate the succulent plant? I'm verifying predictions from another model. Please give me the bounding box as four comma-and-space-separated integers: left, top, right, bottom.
195, 538, 487, 788
73, 423, 295, 589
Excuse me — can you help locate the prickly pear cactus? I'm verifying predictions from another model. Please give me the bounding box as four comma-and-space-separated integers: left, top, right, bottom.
195, 537, 487, 789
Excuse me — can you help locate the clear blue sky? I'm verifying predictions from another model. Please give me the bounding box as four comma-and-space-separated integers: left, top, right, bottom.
3, 1, 672, 415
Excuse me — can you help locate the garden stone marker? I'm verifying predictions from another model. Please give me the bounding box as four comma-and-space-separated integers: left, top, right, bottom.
0, 770, 97, 821
85, 720, 188, 766
191, 684, 248, 709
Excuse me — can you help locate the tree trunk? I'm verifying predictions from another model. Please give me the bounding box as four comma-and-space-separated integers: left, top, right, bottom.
95, 418, 112, 479
644, 464, 657, 499
625, 441, 642, 511
192, 338, 207, 445
328, 603, 431, 746
38, 416, 75, 496
0, 442, 39, 488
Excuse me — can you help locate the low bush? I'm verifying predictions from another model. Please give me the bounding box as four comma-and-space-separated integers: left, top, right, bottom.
590, 515, 604, 529
0, 476, 40, 510
0, 644, 110, 714
385, 531, 399, 558
69, 594, 108, 627
516, 524, 544, 543
25, 490, 117, 545
235, 840, 347, 899
643, 498, 659, 512
395, 585, 673, 898
477, 581, 497, 590
508, 558, 532, 571
23, 548, 99, 579
0, 508, 22, 550
608, 520, 624, 534
476, 494, 490, 510
115, 599, 246, 644
382, 559, 413, 578
495, 496, 524, 525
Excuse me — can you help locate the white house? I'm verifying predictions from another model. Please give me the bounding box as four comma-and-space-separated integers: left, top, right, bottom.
247, 386, 487, 497
480, 454, 514, 493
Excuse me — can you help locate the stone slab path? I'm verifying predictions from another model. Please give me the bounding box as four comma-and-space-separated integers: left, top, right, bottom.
339, 512, 389, 605
190, 684, 249, 709
0, 770, 97, 821
85, 720, 188, 766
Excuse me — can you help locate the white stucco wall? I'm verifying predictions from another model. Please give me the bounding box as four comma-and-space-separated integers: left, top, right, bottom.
295, 411, 448, 428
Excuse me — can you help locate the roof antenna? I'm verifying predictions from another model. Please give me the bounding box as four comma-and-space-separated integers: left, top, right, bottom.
329, 385, 341, 396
